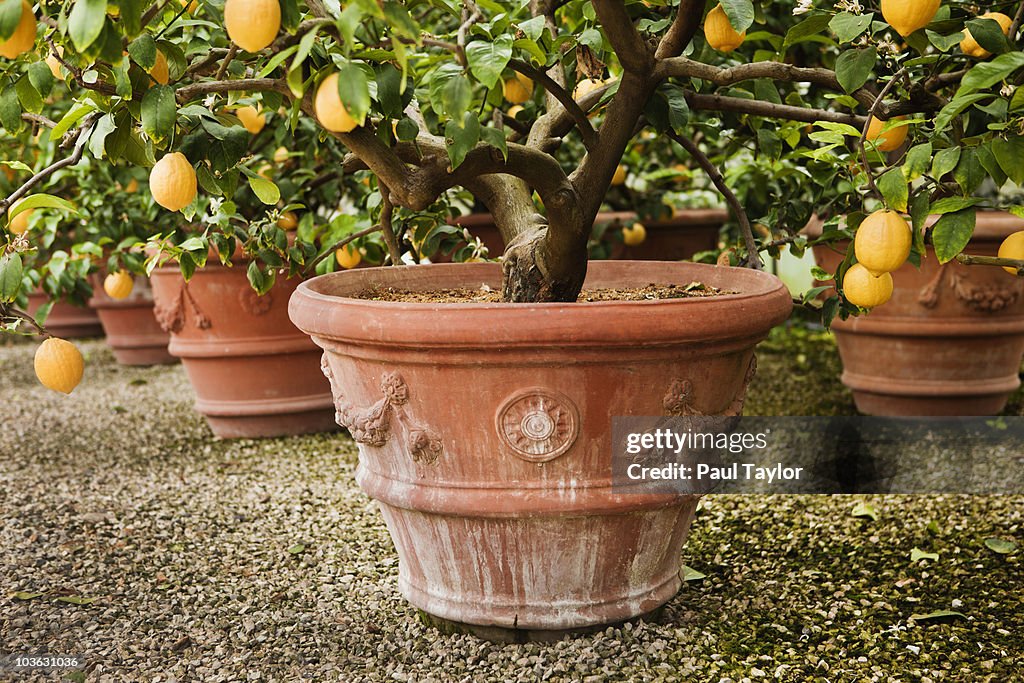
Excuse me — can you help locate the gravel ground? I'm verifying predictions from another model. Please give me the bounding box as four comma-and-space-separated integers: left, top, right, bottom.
1, 333, 1022, 682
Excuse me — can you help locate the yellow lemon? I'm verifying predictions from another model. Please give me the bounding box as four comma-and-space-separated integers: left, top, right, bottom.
0, 1, 36, 60
46, 50, 63, 80
125, 178, 139, 193
34, 337, 84, 394
236, 105, 266, 134
866, 116, 908, 152
150, 49, 169, 85
843, 263, 894, 308
335, 245, 362, 269
961, 12, 1012, 58
273, 146, 289, 164
315, 73, 359, 133
611, 165, 627, 186
705, 4, 746, 52
7, 206, 33, 235
224, 0, 280, 52
506, 105, 524, 119
854, 209, 912, 276
181, 0, 199, 12
997, 230, 1024, 274
277, 211, 298, 230
150, 152, 197, 211
623, 222, 647, 246
103, 271, 134, 300
882, 0, 940, 37
502, 72, 533, 104
573, 77, 605, 100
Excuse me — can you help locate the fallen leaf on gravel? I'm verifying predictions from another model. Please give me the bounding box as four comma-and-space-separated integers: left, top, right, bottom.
984, 537, 1017, 555
910, 610, 967, 623
288, 543, 306, 555
851, 501, 878, 521
55, 596, 98, 605
910, 548, 939, 562
682, 565, 706, 582
10, 591, 43, 600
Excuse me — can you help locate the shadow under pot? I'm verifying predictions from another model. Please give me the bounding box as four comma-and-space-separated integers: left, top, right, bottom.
88, 274, 176, 366
808, 211, 1024, 416
288, 260, 792, 637
150, 261, 337, 439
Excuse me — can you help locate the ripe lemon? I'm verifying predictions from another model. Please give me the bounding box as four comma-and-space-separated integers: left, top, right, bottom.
236, 105, 266, 134
34, 337, 84, 394
315, 73, 360, 133
277, 211, 298, 230
181, 0, 199, 12
882, 0, 940, 37
961, 12, 1012, 58
503, 72, 533, 104
866, 116, 908, 152
335, 245, 362, 269
46, 47, 64, 80
506, 105, 524, 119
224, 0, 280, 52
150, 152, 197, 211
7, 207, 33, 235
623, 222, 647, 246
573, 77, 605, 100
273, 146, 289, 164
997, 230, 1024, 274
705, 4, 746, 52
0, 1, 36, 60
125, 178, 139, 193
150, 49, 169, 85
854, 209, 912, 276
843, 263, 894, 308
611, 165, 627, 186
103, 271, 134, 299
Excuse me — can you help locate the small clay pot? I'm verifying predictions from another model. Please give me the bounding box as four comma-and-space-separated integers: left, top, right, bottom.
89, 275, 175, 366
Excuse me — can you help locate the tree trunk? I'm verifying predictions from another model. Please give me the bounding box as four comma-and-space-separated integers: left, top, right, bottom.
501, 226, 589, 303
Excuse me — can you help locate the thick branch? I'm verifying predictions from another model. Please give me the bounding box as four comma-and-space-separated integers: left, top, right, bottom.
686, 92, 867, 126
175, 78, 292, 102
510, 59, 598, 150
667, 129, 762, 270
591, 0, 654, 73
655, 0, 703, 59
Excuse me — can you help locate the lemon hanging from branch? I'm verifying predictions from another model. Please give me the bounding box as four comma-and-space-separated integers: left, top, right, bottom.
705, 4, 746, 52
843, 264, 894, 308
854, 210, 912, 276
882, 0, 940, 37
34, 338, 85, 394
315, 73, 360, 133
224, 0, 281, 52
149, 153, 198, 212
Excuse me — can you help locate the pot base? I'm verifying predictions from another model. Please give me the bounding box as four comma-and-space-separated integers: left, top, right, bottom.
204, 408, 338, 440
110, 345, 177, 366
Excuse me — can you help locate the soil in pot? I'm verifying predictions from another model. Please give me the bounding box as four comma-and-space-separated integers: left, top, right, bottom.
809, 212, 1024, 416
89, 275, 175, 366
26, 290, 104, 339
289, 261, 792, 636
150, 263, 337, 439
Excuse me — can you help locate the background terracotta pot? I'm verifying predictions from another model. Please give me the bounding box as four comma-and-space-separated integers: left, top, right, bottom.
290, 261, 792, 633
89, 275, 175, 366
150, 263, 337, 439
26, 290, 104, 339
450, 209, 727, 261
809, 212, 1024, 416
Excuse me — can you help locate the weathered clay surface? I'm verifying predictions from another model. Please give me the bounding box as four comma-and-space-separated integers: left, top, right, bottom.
27, 290, 104, 339
289, 261, 792, 631
450, 209, 727, 262
151, 264, 336, 439
810, 212, 1024, 416
89, 275, 175, 366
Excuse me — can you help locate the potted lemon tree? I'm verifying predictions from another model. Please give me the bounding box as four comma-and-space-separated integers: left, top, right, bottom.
5, 0, 1023, 637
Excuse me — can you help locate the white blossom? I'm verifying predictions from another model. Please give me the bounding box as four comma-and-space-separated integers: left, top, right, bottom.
1002, 83, 1016, 97
835, 0, 863, 12
794, 0, 814, 15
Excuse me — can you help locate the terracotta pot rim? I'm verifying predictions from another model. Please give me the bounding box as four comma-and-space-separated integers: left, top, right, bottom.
451, 208, 730, 231
289, 261, 792, 347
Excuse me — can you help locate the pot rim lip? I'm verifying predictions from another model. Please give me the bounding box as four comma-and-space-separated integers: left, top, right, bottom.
291, 260, 788, 313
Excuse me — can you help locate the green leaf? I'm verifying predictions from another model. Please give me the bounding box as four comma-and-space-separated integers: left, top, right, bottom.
0, 0, 23, 41
9, 193, 77, 218
910, 610, 966, 622
10, 591, 43, 600
878, 168, 908, 212
479, 125, 508, 161
682, 565, 706, 582
88, 112, 116, 158
51, 101, 96, 139
956, 51, 1024, 97
68, 0, 109, 51
27, 62, 54, 100
965, 17, 1009, 55
336, 63, 371, 125
983, 537, 1017, 554
445, 111, 480, 169
0, 252, 22, 302
783, 13, 832, 49
910, 547, 939, 562
720, 0, 754, 33
441, 72, 471, 122
465, 35, 513, 89
128, 33, 157, 70
55, 596, 98, 605
248, 173, 280, 205
931, 208, 976, 264
926, 29, 966, 52
830, 12, 873, 43
0, 85, 21, 133
851, 501, 878, 522
835, 47, 877, 93
141, 85, 177, 140
929, 197, 982, 215
933, 93, 992, 132
954, 147, 985, 194
931, 146, 961, 181
15, 76, 42, 114
903, 142, 932, 181
992, 137, 1024, 185
287, 543, 306, 554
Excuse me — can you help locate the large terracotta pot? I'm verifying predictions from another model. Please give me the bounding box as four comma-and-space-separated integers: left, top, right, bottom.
809, 212, 1024, 416
26, 291, 104, 339
289, 261, 791, 633
88, 275, 175, 366
150, 263, 337, 439
450, 209, 726, 261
